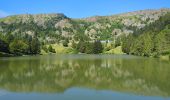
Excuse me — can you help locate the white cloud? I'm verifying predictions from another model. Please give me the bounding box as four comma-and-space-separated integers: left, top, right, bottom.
0, 10, 9, 18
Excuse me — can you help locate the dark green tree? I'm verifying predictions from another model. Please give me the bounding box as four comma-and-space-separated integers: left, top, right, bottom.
48, 45, 56, 53
122, 35, 134, 54
154, 31, 166, 56
42, 45, 48, 53
141, 33, 153, 56
0, 39, 9, 53
9, 40, 29, 55
93, 40, 103, 54
30, 37, 41, 54
63, 39, 69, 47
77, 41, 86, 53
85, 42, 93, 54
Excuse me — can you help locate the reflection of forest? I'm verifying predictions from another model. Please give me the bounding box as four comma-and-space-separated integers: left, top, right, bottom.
0, 55, 170, 97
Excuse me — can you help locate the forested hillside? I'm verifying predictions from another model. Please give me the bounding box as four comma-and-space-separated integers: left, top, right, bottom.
122, 13, 170, 57
0, 8, 170, 56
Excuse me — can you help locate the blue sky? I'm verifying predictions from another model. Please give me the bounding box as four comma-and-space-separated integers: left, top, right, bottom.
0, 0, 170, 18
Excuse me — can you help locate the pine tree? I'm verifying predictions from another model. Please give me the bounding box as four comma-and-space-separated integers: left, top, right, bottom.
93, 40, 103, 54
30, 37, 40, 54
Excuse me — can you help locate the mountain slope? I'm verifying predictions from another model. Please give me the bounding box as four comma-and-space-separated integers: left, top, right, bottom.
122, 12, 170, 57
0, 8, 170, 56
0, 8, 170, 43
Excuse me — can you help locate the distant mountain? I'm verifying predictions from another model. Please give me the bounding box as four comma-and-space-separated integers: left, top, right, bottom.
0, 8, 170, 43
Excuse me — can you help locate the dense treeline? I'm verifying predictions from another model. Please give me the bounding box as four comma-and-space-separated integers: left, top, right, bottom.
122, 13, 170, 57
74, 40, 103, 54
0, 32, 104, 56
0, 33, 40, 56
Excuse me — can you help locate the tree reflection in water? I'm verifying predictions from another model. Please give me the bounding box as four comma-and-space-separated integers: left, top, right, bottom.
0, 54, 170, 97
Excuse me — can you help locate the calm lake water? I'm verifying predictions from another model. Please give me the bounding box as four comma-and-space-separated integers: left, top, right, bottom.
0, 54, 170, 100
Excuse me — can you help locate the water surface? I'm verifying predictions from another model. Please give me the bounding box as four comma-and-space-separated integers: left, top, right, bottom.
0, 54, 170, 100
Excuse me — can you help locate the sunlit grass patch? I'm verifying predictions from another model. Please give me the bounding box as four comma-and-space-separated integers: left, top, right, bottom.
104, 46, 125, 54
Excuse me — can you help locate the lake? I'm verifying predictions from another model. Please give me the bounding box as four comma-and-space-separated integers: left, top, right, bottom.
0, 54, 170, 100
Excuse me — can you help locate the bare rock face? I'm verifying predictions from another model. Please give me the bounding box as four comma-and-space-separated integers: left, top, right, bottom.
0, 8, 170, 42
78, 8, 170, 39
55, 19, 72, 29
